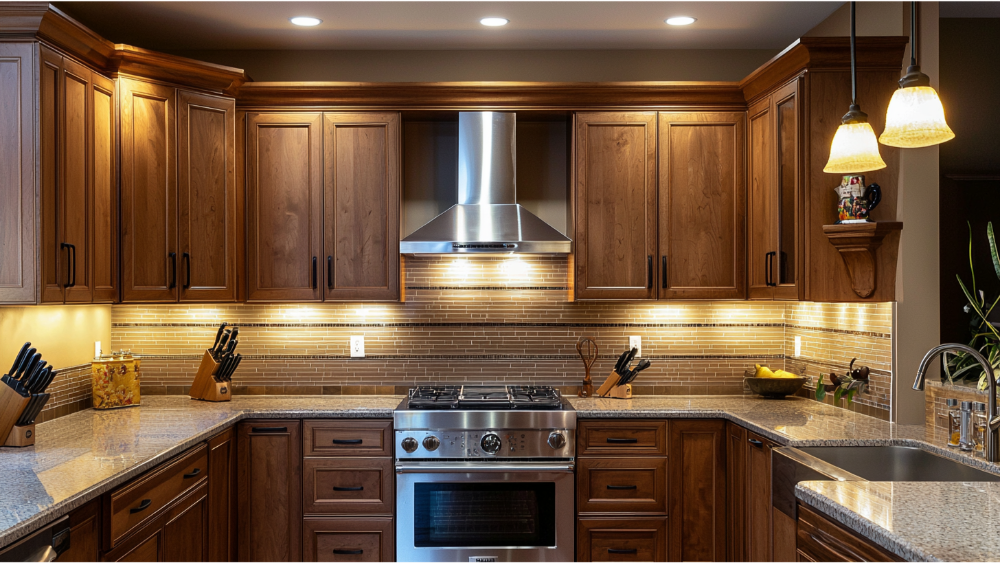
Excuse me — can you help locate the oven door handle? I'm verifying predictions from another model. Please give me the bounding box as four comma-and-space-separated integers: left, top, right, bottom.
396, 462, 574, 473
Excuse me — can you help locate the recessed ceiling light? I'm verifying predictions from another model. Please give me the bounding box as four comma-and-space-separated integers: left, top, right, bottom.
290, 16, 322, 27
480, 17, 509, 27
666, 16, 697, 26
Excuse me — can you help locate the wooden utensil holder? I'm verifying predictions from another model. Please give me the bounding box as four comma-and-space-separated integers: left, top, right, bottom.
189, 351, 231, 402
606, 384, 632, 400
594, 370, 633, 400
0, 383, 31, 447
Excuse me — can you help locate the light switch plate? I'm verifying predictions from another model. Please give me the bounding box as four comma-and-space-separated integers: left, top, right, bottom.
629, 336, 641, 357
350, 336, 365, 358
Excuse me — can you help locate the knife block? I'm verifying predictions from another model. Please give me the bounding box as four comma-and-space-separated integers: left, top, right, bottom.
0, 383, 30, 447
189, 351, 231, 402
3, 424, 34, 447
606, 384, 632, 400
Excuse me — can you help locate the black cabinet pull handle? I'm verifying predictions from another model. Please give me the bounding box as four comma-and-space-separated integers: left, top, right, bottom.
608, 548, 637, 554
327, 256, 334, 290
69, 244, 76, 287
130, 499, 152, 514
183, 468, 201, 479
661, 256, 667, 289
766, 252, 777, 287
169, 252, 177, 289
606, 437, 638, 444
606, 484, 638, 490
182, 252, 191, 289
333, 549, 363, 555
251, 426, 287, 433
647, 255, 652, 289
749, 438, 764, 448
60, 243, 72, 288
312, 256, 317, 290
333, 438, 362, 445
333, 486, 364, 492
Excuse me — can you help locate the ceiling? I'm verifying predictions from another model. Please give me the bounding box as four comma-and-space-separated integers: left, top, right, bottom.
55, 1, 843, 51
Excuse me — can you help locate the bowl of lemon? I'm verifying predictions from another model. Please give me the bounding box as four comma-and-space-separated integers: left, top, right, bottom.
744, 364, 806, 399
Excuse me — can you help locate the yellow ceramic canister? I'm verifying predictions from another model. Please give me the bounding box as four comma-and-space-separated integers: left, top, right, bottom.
91, 352, 141, 410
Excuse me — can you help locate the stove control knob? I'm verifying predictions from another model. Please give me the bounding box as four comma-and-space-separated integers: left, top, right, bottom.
422, 436, 441, 451
480, 433, 502, 455
547, 432, 567, 449
401, 437, 418, 453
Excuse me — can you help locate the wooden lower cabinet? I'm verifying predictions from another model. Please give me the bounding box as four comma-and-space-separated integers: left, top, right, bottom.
303, 518, 394, 562
577, 457, 668, 514
577, 517, 668, 562
237, 420, 302, 562
747, 430, 776, 562
303, 457, 394, 515
796, 504, 901, 562
207, 429, 236, 562
103, 481, 209, 562
55, 499, 101, 562
725, 422, 747, 562
667, 419, 726, 562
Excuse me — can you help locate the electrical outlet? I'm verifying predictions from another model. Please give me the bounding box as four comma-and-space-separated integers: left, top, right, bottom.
350, 336, 365, 358
629, 336, 641, 357
794, 336, 802, 357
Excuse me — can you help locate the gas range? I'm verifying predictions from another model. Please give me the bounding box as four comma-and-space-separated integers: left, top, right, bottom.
394, 385, 576, 562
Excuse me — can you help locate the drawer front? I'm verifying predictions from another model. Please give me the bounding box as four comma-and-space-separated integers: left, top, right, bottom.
304, 518, 394, 562
577, 517, 667, 562
304, 458, 393, 515
304, 420, 393, 457
797, 504, 902, 562
578, 458, 667, 514
578, 420, 667, 456
107, 444, 208, 548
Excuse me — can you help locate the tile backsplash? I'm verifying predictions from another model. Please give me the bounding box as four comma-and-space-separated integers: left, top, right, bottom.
108, 256, 894, 417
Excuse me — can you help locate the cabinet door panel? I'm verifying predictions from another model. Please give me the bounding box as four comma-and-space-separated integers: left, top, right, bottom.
61, 57, 93, 303
575, 112, 657, 300
747, 97, 776, 300
178, 90, 237, 302
91, 72, 117, 303
39, 46, 64, 303
238, 420, 302, 562
747, 431, 775, 562
162, 483, 209, 562
247, 113, 323, 301
773, 79, 802, 300
658, 112, 746, 300
55, 498, 100, 562
207, 429, 235, 562
121, 78, 177, 302
668, 419, 726, 562
323, 113, 399, 301
725, 423, 747, 562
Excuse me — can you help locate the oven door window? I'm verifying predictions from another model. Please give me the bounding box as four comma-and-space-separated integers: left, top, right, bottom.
413, 482, 556, 548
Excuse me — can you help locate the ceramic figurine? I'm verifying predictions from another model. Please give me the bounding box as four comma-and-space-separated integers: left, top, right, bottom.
835, 175, 881, 224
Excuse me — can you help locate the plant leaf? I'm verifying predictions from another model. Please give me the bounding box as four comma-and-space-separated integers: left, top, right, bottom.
989, 222, 1000, 281
970, 221, 978, 297
834, 387, 843, 403
958, 275, 1000, 341
846, 389, 856, 405
816, 379, 826, 401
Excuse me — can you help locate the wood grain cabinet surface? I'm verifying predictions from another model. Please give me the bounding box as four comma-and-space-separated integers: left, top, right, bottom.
668, 419, 726, 562
796, 504, 902, 562
38, 45, 117, 304
206, 429, 236, 562
577, 517, 668, 562
577, 457, 668, 515
55, 499, 101, 562
103, 481, 209, 562
725, 422, 748, 563
303, 517, 394, 563
658, 112, 746, 300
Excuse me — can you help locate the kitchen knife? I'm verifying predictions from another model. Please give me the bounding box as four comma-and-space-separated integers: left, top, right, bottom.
19, 354, 40, 385
18, 393, 48, 426
13, 348, 36, 380
214, 330, 232, 360
622, 359, 650, 386
215, 355, 231, 381
23, 360, 47, 393
7, 342, 30, 376
211, 322, 228, 353
224, 337, 238, 356
36, 366, 55, 393
613, 350, 630, 375
227, 354, 242, 381
622, 347, 638, 373
14, 394, 38, 426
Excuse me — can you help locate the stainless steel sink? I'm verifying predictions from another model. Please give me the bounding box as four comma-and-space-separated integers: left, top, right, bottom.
795, 445, 1000, 482
772, 445, 1000, 518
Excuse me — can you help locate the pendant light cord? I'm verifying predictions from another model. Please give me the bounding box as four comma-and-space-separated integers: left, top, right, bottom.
850, 1, 857, 106
910, 1, 918, 67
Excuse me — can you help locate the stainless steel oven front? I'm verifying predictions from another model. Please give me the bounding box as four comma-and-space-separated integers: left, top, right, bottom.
395, 461, 575, 562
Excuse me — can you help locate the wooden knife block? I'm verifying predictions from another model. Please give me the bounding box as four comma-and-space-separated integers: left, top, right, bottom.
0, 382, 30, 447
189, 351, 231, 402
3, 424, 34, 447
606, 384, 632, 400
595, 371, 632, 399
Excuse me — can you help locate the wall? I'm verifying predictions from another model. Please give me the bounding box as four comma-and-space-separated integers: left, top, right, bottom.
110, 255, 894, 418
171, 49, 778, 82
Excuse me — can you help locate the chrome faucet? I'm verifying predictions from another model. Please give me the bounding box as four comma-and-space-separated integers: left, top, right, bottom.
914, 343, 1000, 462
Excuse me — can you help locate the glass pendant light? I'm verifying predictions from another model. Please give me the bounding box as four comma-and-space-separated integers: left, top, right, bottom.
824, 2, 887, 174
879, 1, 955, 148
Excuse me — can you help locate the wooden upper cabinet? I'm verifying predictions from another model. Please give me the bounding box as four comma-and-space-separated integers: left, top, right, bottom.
120, 77, 177, 303
574, 112, 658, 300
658, 112, 746, 300
38, 46, 116, 304
749, 78, 803, 301
322, 113, 400, 301
246, 112, 324, 302
178, 90, 237, 302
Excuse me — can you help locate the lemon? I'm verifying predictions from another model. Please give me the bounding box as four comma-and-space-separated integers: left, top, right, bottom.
773, 369, 798, 379
754, 364, 776, 378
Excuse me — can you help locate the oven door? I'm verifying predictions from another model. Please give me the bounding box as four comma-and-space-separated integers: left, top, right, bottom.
396, 461, 575, 562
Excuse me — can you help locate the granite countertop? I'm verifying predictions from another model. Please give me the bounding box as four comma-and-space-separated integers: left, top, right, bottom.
0, 393, 994, 555
796, 480, 1000, 562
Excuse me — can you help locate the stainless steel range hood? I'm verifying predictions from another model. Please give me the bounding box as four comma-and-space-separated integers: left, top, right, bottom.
400, 112, 571, 254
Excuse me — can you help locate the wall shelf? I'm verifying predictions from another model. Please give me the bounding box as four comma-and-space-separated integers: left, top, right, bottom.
822, 222, 903, 298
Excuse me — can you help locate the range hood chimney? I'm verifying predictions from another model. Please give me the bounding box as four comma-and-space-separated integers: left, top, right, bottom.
400, 112, 572, 254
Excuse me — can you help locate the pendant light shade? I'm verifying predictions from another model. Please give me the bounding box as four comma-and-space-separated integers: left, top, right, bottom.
880, 86, 955, 147
824, 120, 887, 173
824, 2, 886, 174
879, 2, 955, 148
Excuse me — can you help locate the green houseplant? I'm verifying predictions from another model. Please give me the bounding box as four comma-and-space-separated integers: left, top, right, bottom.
946, 222, 1000, 391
